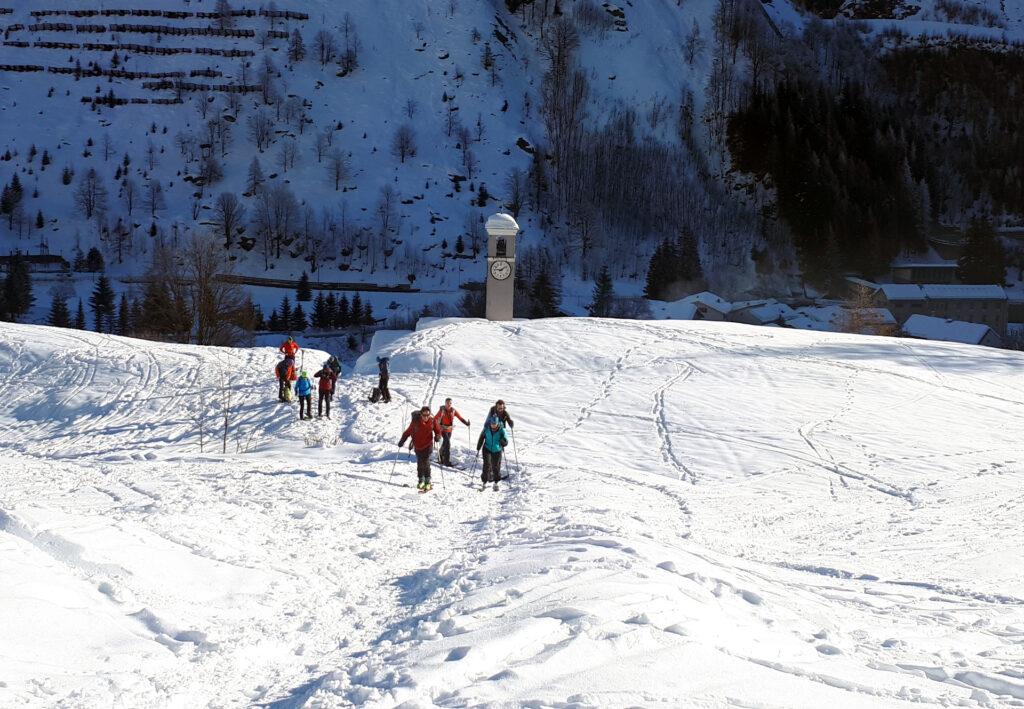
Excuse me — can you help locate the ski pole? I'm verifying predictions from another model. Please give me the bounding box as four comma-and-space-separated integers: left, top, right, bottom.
387, 414, 408, 486
470, 448, 480, 481
433, 440, 446, 491
510, 426, 520, 484
387, 447, 400, 485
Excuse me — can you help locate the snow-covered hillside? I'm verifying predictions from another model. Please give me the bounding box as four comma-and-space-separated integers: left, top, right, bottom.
0, 0, 729, 319
1, 318, 1022, 707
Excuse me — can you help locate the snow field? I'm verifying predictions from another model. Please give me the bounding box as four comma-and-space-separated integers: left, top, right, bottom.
1, 318, 1023, 706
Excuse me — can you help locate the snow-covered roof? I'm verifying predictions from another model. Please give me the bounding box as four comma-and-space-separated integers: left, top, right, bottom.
485, 213, 520, 235
730, 298, 770, 310
880, 284, 1007, 301
785, 315, 836, 332
902, 315, 995, 345
861, 308, 897, 325
744, 301, 797, 323
920, 285, 1006, 300
844, 276, 880, 291
795, 304, 844, 325
879, 284, 926, 300
681, 291, 733, 314
650, 300, 698, 320
890, 246, 956, 267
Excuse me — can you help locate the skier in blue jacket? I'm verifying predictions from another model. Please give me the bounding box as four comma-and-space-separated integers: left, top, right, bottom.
295, 370, 313, 420
476, 415, 508, 489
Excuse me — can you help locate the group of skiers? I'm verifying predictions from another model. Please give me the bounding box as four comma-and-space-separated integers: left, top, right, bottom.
399, 399, 514, 492
274, 336, 517, 491
274, 336, 342, 420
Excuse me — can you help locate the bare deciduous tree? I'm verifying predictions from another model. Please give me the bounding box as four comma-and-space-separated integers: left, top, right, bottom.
314, 131, 329, 162
392, 123, 417, 163
247, 156, 264, 194
504, 167, 525, 218
122, 177, 138, 216
340, 13, 361, 74
74, 168, 108, 220
246, 109, 273, 152
145, 180, 165, 218
277, 138, 299, 172
314, 30, 338, 67
186, 235, 255, 346
213, 192, 246, 249
326, 149, 349, 191
195, 87, 211, 119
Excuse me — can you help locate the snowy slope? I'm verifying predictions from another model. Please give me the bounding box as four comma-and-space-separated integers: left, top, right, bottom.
0, 0, 718, 315
1, 319, 1023, 707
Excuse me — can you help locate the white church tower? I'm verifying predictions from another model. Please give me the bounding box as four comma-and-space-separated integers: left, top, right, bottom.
484, 213, 520, 321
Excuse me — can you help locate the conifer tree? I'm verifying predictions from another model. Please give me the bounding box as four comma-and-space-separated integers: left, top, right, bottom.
89, 275, 116, 332
675, 231, 702, 282
296, 271, 312, 301
268, 308, 281, 331
116, 293, 130, 335
1, 252, 33, 321
350, 293, 363, 325
48, 295, 70, 328
336, 293, 350, 327
288, 29, 306, 64
278, 295, 293, 327
957, 218, 1007, 285
324, 292, 338, 328
74, 299, 86, 329
311, 292, 328, 329
530, 259, 561, 318
588, 265, 615, 317
86, 247, 105, 272
290, 303, 308, 331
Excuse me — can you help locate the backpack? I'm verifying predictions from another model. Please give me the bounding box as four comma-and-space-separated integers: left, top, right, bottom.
370, 387, 381, 403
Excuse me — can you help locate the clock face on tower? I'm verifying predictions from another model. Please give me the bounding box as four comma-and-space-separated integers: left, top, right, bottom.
490, 260, 512, 281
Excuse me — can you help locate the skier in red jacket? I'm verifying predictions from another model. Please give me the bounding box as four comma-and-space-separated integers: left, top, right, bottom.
435, 398, 469, 467
398, 406, 442, 491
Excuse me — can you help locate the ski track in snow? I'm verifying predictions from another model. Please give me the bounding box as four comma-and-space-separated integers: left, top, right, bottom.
1, 319, 1023, 707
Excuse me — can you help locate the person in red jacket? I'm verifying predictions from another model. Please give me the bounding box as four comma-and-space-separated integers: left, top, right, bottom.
279, 336, 300, 360
435, 397, 469, 467
314, 364, 337, 418
398, 406, 442, 491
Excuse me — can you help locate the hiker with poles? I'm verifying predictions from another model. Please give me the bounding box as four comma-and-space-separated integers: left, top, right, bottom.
476, 414, 509, 491
398, 406, 441, 492
435, 398, 470, 467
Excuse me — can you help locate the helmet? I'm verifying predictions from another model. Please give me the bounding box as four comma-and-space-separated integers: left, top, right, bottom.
300, 370, 308, 377
488, 415, 500, 427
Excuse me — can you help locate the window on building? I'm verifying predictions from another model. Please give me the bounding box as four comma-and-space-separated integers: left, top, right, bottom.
496, 238, 507, 258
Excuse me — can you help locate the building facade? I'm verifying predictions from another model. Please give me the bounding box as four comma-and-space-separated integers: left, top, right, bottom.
877, 284, 1007, 336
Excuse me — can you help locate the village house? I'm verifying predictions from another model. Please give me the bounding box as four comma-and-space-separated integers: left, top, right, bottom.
902, 314, 1003, 348
0, 253, 69, 273
877, 284, 1007, 336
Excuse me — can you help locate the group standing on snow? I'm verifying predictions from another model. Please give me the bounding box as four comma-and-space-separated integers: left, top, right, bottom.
274, 336, 341, 420
273, 336, 518, 492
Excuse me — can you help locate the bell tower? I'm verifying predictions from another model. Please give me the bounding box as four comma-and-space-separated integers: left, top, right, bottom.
485, 213, 519, 321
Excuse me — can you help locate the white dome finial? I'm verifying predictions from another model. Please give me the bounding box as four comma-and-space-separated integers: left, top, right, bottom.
485, 213, 519, 236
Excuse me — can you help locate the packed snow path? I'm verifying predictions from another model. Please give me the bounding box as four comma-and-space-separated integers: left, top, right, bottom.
0, 319, 1022, 707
